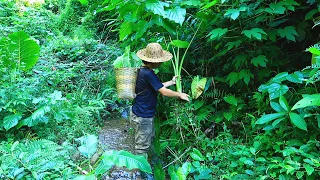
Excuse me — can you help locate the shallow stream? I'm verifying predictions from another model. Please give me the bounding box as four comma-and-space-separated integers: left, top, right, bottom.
98, 117, 142, 180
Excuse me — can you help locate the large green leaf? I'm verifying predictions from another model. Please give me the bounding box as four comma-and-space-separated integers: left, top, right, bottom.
3, 113, 22, 130
202, 0, 218, 9
224, 9, 240, 20
272, 72, 288, 83
95, 158, 114, 175
207, 28, 228, 40
170, 40, 190, 48
239, 69, 254, 85
191, 76, 207, 99
181, 0, 201, 7
292, 94, 320, 110
119, 21, 133, 41
225, 40, 242, 50
242, 28, 267, 40
75, 134, 98, 158
289, 112, 307, 131
78, 0, 88, 6
233, 54, 247, 70
134, 20, 149, 39
226, 72, 240, 87
277, 26, 299, 42
305, 9, 318, 20
2, 31, 40, 71
270, 101, 285, 112
307, 47, 320, 56
251, 55, 268, 67
255, 112, 286, 124
223, 95, 238, 106
165, 6, 186, 25
267, 83, 289, 100
102, 150, 152, 173
74, 175, 96, 180
190, 148, 205, 161
146, 1, 169, 17
286, 72, 303, 83
265, 3, 286, 14
303, 163, 314, 176
19, 106, 51, 127
279, 96, 290, 111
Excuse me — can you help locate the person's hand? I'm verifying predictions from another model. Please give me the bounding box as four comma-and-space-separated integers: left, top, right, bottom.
179, 92, 190, 101
171, 76, 180, 85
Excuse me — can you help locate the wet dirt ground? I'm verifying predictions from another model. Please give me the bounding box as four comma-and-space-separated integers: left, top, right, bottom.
98, 117, 142, 180
99, 117, 134, 153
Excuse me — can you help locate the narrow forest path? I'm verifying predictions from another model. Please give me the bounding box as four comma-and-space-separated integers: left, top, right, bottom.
98, 117, 142, 180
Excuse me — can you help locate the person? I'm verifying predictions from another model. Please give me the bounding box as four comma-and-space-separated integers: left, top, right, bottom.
130, 43, 189, 179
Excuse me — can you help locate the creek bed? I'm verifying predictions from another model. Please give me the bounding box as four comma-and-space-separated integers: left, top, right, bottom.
98, 117, 142, 180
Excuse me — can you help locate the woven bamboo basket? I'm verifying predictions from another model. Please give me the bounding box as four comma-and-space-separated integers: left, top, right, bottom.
114, 68, 138, 99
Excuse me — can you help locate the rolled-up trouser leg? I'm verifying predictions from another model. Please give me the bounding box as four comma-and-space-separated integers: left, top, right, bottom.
130, 110, 154, 158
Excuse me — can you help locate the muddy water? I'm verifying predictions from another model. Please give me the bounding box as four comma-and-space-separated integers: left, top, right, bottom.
99, 117, 135, 153
99, 117, 142, 180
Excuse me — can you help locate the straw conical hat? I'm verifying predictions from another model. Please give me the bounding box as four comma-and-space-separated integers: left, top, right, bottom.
136, 43, 173, 63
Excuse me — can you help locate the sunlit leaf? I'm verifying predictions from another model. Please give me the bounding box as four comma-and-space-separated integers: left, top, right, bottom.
102, 150, 152, 173
272, 72, 289, 83
268, 84, 289, 100
170, 40, 189, 48
279, 96, 290, 111
3, 113, 22, 130
75, 134, 98, 158
165, 6, 186, 25
270, 101, 285, 112
146, 1, 169, 17
289, 112, 307, 131
78, 0, 88, 6
119, 21, 133, 41
223, 95, 238, 106
292, 94, 320, 110
95, 158, 114, 175
181, 0, 201, 7
202, 0, 218, 9
224, 9, 240, 20
223, 112, 232, 121
256, 112, 286, 124
303, 163, 314, 175
191, 76, 207, 99
1, 31, 40, 71
190, 148, 204, 161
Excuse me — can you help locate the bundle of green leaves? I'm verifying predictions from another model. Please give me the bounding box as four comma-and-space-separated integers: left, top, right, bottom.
112, 46, 141, 68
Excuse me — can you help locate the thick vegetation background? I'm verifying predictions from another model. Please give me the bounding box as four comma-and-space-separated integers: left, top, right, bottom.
1, 0, 320, 179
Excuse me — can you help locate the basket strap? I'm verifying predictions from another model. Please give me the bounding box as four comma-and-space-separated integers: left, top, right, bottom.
135, 67, 147, 97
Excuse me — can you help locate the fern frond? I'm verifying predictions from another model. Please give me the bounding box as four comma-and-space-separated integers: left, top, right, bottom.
203, 89, 230, 107
0, 139, 75, 179
302, 64, 320, 71
306, 44, 320, 51
313, 20, 320, 28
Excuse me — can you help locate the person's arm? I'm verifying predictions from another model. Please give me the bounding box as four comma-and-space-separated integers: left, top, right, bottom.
158, 87, 189, 101
162, 76, 178, 88
162, 80, 174, 88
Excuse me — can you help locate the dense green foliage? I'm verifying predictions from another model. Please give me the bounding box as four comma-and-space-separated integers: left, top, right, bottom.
1, 0, 320, 179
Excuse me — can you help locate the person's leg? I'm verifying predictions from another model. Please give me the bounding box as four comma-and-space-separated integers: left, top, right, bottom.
130, 110, 154, 158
